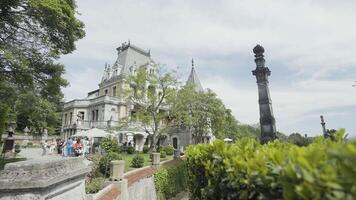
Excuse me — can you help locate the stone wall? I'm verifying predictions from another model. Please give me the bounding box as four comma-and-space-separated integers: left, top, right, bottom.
0, 157, 90, 200
90, 159, 179, 200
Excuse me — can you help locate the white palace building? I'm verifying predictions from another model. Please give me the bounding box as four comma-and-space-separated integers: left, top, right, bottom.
61, 41, 213, 151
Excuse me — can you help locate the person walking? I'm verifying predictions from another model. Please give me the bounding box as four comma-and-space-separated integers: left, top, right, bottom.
66, 138, 73, 157
73, 138, 83, 157
41, 140, 48, 156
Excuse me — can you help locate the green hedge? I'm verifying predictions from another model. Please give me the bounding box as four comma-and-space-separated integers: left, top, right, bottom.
154, 161, 188, 200
185, 129, 356, 200
131, 154, 144, 168
161, 145, 175, 155
99, 152, 122, 177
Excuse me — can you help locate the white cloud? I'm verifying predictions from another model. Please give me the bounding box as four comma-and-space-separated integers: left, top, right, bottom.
60, 0, 356, 136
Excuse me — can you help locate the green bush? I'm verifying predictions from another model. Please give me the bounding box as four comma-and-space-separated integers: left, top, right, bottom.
154, 161, 188, 199
143, 145, 149, 153
14, 144, 21, 154
160, 150, 167, 158
27, 142, 33, 147
131, 154, 144, 168
127, 146, 135, 154
100, 136, 120, 153
186, 129, 356, 200
85, 177, 105, 194
162, 145, 174, 155
99, 152, 122, 177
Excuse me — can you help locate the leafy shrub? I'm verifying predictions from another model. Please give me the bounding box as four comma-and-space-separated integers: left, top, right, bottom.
100, 136, 120, 153
127, 146, 135, 154
143, 145, 149, 153
99, 152, 122, 177
160, 150, 167, 158
14, 144, 21, 154
85, 177, 105, 194
131, 154, 144, 168
154, 161, 188, 199
161, 145, 174, 155
27, 142, 33, 147
186, 129, 356, 200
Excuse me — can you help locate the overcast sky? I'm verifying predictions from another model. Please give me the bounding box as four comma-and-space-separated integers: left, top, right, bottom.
60, 0, 356, 137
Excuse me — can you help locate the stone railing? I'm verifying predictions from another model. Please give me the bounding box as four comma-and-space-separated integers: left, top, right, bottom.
88, 153, 181, 200
0, 157, 90, 200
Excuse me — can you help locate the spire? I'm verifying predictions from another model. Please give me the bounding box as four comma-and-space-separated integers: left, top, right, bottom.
186, 58, 203, 92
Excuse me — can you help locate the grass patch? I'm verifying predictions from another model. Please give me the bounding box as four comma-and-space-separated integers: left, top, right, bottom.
121, 153, 173, 172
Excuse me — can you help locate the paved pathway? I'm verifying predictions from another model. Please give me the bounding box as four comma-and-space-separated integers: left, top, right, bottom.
19, 147, 61, 160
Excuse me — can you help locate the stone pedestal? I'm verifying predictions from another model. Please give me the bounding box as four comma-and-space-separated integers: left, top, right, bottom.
152, 153, 160, 168
110, 160, 125, 181
0, 157, 90, 200
174, 149, 181, 160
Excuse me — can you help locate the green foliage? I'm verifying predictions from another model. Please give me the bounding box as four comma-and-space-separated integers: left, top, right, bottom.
186, 129, 356, 200
27, 142, 33, 147
127, 146, 135, 154
0, 0, 85, 136
288, 133, 312, 146
100, 137, 120, 153
85, 177, 105, 194
160, 150, 167, 158
127, 67, 178, 151
14, 92, 60, 134
171, 85, 257, 142
99, 152, 122, 177
161, 144, 175, 155
154, 161, 188, 199
143, 145, 149, 153
131, 154, 144, 168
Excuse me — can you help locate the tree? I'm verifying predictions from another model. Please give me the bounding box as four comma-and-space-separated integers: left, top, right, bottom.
126, 67, 178, 151
288, 132, 311, 146
0, 0, 85, 136
170, 85, 226, 143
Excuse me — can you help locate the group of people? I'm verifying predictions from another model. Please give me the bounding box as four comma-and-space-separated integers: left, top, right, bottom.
41, 137, 91, 157
62, 137, 90, 157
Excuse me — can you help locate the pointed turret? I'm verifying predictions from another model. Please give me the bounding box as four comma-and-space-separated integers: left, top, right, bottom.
186, 59, 204, 92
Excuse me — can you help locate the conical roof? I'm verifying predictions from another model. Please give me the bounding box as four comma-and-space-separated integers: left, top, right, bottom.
186, 59, 204, 92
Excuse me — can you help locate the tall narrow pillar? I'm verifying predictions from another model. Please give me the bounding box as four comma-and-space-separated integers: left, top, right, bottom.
320, 115, 327, 137
252, 45, 277, 144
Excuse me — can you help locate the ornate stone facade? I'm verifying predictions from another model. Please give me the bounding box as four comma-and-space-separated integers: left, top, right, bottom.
61, 42, 213, 151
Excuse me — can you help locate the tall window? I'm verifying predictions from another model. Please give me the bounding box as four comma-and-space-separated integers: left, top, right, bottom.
64, 113, 67, 125
113, 86, 116, 96
78, 111, 85, 120
69, 112, 73, 124
95, 110, 99, 121
92, 110, 95, 121
105, 89, 108, 95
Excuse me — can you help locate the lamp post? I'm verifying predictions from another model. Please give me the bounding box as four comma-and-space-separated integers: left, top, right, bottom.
2, 120, 16, 157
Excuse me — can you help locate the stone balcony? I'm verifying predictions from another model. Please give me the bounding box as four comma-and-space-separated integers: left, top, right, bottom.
62, 120, 120, 130
64, 95, 123, 110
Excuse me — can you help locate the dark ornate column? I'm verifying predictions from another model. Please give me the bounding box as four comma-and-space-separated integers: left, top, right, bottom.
252, 44, 277, 144
320, 115, 327, 138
